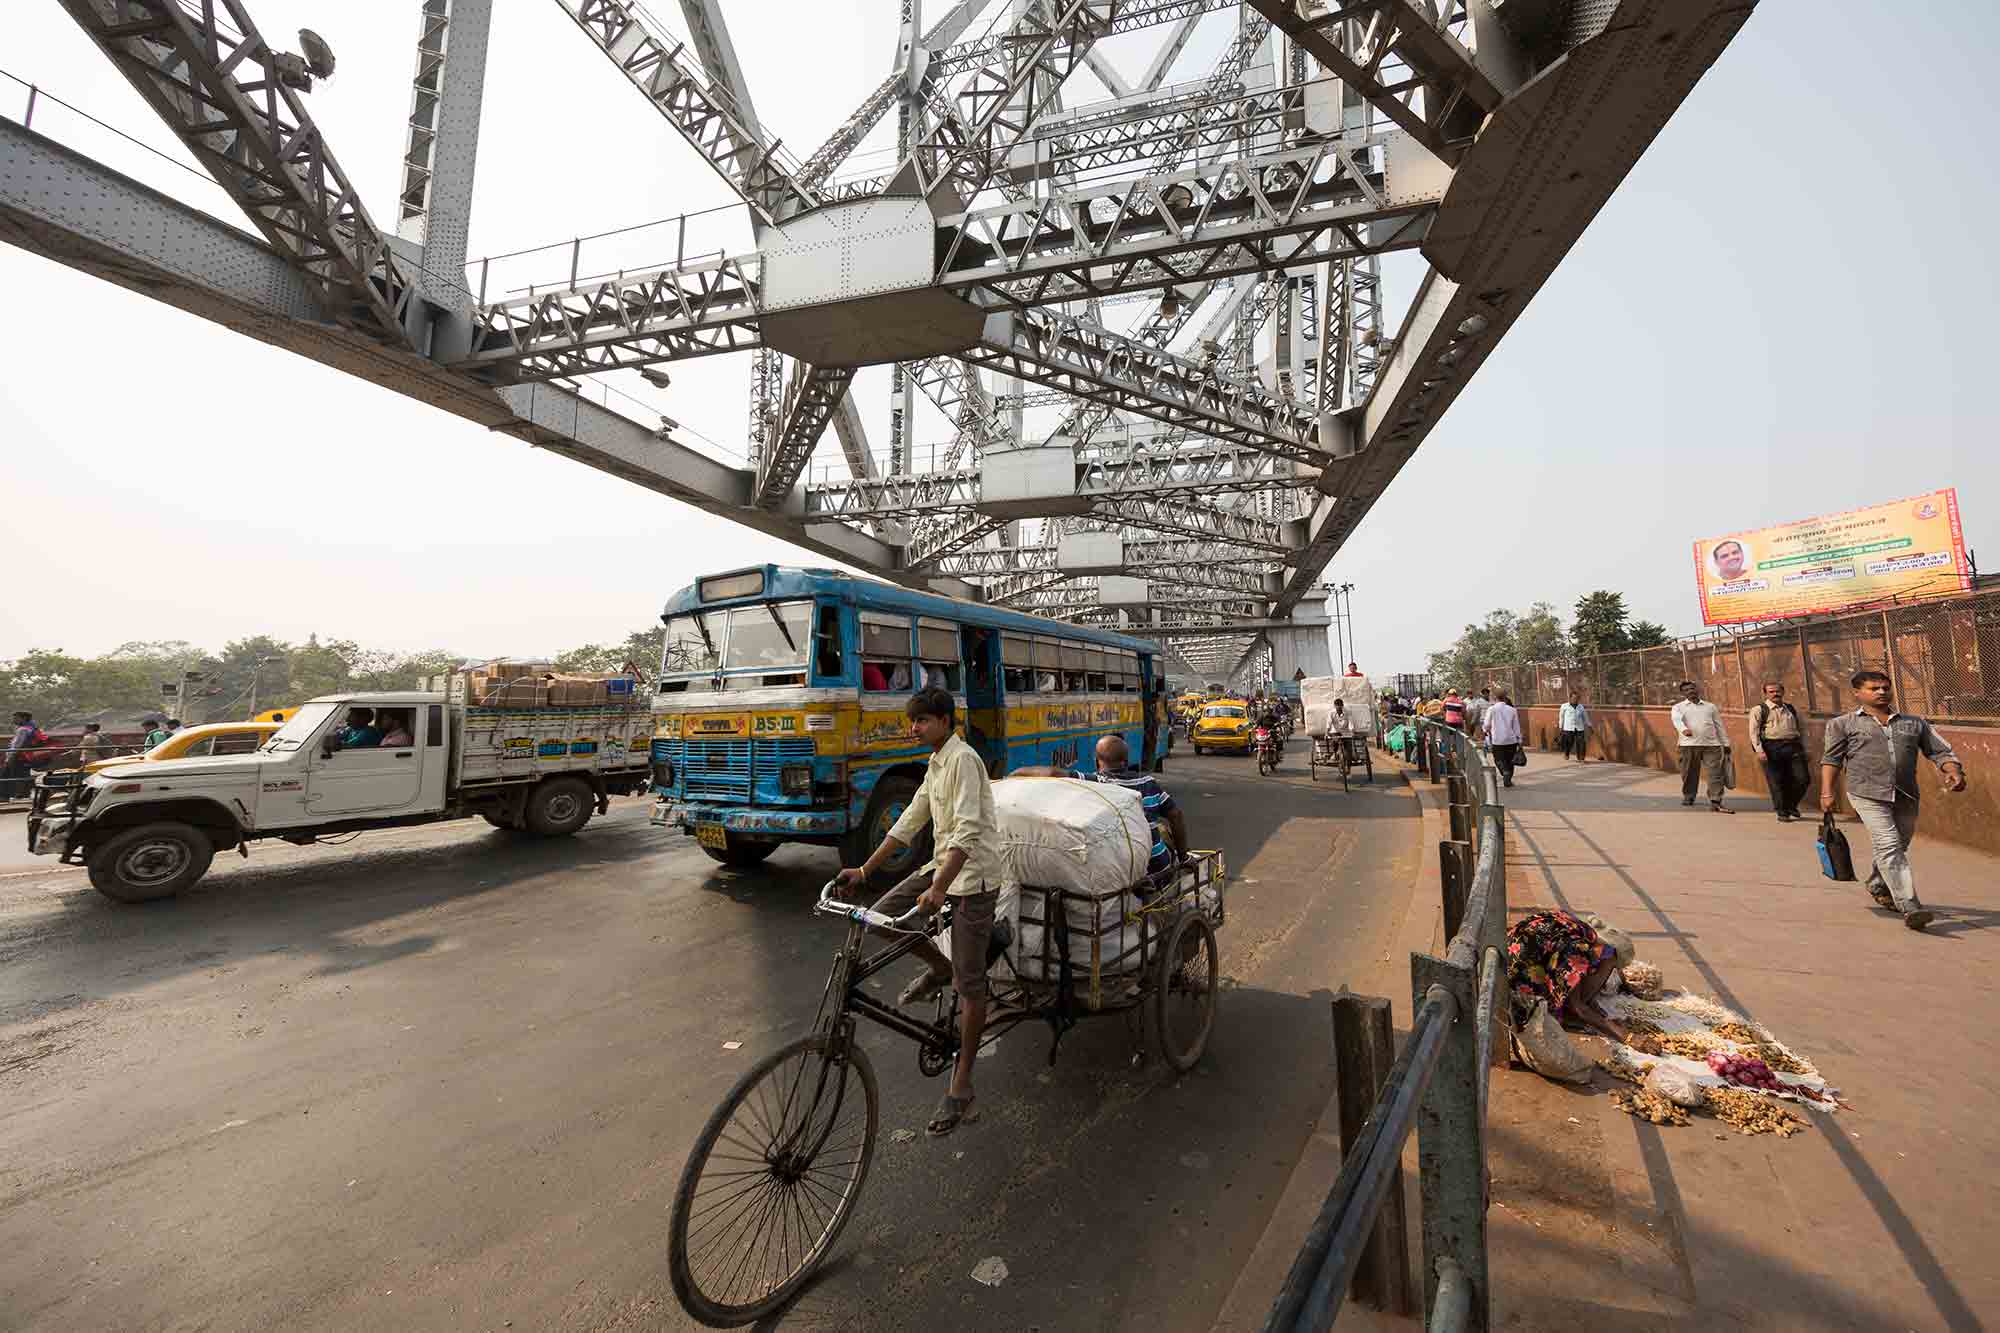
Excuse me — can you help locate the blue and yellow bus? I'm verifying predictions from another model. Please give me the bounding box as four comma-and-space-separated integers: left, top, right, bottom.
649, 566, 1170, 870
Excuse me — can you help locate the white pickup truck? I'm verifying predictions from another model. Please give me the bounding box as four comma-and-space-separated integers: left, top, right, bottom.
26, 688, 653, 903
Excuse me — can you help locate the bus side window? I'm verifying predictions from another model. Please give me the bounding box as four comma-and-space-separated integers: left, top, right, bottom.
918, 619, 960, 692
814, 604, 844, 681
1002, 633, 1033, 694
861, 614, 911, 692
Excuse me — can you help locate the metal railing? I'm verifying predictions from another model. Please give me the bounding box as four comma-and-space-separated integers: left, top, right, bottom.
1264, 717, 1507, 1333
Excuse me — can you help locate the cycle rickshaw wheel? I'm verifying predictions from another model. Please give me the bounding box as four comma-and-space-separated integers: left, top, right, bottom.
1152, 911, 1219, 1073
669, 1034, 879, 1327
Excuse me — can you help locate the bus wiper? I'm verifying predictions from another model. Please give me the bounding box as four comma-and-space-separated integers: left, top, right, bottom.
766, 605, 797, 654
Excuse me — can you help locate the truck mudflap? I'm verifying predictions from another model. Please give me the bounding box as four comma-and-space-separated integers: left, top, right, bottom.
652, 800, 846, 839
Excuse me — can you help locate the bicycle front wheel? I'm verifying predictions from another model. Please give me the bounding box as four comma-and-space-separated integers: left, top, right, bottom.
669, 1034, 879, 1327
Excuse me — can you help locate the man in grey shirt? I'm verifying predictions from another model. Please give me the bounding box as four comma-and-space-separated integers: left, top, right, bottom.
1820, 668, 1967, 932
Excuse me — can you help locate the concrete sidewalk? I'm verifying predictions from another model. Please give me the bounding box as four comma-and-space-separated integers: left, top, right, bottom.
1487, 753, 1999, 1331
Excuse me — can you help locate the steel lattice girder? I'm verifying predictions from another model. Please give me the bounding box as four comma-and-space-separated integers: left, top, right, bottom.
463, 253, 762, 380
965, 309, 1325, 462
926, 0, 1233, 80
1018, 80, 1305, 178
1243, 0, 1520, 165
56, 0, 418, 348
899, 0, 1122, 211
937, 133, 1440, 308
906, 513, 1012, 568
756, 363, 855, 506
454, 133, 1443, 379
555, 0, 818, 224
924, 537, 1277, 577
797, 0, 988, 190
804, 440, 1303, 517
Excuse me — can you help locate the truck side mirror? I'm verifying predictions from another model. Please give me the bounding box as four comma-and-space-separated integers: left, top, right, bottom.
321, 733, 339, 759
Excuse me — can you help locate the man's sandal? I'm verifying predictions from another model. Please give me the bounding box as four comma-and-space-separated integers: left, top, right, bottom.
926, 1094, 978, 1137
899, 971, 950, 1006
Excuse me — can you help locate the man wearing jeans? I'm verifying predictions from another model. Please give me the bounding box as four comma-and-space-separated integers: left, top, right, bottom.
1820, 669, 1966, 932
1670, 681, 1733, 812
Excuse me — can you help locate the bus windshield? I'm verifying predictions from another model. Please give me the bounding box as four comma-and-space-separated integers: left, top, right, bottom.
662, 612, 721, 674
661, 601, 813, 676
725, 602, 811, 671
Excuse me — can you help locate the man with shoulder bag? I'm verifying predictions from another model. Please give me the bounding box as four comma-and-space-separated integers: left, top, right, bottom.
1819, 669, 1967, 932
1749, 682, 1809, 821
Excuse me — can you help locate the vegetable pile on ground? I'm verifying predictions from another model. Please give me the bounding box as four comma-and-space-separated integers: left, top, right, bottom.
1610, 1088, 1690, 1126
1592, 988, 1840, 1136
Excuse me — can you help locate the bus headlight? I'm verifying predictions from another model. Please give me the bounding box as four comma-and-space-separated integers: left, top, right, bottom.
780, 763, 813, 795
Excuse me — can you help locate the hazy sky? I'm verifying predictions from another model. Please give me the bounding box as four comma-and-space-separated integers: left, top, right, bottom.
1, 2, 1993, 675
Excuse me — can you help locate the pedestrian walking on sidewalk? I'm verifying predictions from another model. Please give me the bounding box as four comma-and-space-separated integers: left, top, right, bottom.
1482, 690, 1523, 787
1558, 691, 1591, 762
1670, 681, 1733, 812
1465, 686, 1493, 740
1749, 682, 1809, 821
1819, 669, 1967, 932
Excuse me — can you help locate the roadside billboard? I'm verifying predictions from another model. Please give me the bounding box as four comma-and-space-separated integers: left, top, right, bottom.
1693, 489, 1971, 626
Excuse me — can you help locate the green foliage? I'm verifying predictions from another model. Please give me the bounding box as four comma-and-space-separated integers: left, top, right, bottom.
1570, 590, 1632, 656
1427, 602, 1568, 687
1626, 620, 1671, 648
2, 626, 663, 725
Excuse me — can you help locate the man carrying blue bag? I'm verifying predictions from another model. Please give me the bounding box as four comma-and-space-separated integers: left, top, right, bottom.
1819, 669, 1968, 933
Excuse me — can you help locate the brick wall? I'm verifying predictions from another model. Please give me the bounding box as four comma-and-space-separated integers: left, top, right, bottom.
1520, 706, 1999, 857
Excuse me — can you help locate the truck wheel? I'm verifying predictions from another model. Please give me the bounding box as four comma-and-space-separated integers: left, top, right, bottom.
701, 835, 777, 867
840, 773, 931, 876
524, 778, 594, 836
88, 822, 214, 903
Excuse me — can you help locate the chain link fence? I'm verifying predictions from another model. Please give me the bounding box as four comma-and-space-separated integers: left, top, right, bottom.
1473, 589, 2000, 722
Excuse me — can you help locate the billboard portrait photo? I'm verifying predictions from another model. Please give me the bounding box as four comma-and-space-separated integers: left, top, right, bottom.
1694, 489, 1971, 626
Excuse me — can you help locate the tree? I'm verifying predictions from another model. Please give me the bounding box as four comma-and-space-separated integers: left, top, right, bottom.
1515, 601, 1568, 663
1627, 620, 1671, 648
1426, 601, 1571, 687
1570, 591, 1632, 656
556, 625, 665, 675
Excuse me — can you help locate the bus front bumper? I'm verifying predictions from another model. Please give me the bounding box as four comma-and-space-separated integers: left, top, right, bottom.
652, 799, 848, 839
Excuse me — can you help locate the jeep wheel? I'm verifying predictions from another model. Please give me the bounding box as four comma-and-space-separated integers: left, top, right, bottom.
88, 822, 214, 903
524, 778, 594, 836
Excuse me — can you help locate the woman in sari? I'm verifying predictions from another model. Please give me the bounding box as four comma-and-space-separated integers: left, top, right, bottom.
1505, 909, 1635, 1044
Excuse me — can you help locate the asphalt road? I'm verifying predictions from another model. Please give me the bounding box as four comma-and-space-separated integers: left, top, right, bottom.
0, 749, 1419, 1332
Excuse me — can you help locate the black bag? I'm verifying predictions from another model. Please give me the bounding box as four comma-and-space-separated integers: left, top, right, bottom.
1817, 813, 1856, 882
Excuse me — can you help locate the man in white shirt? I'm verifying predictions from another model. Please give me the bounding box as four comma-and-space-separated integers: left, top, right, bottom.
1558, 691, 1591, 762
835, 687, 1001, 1136
1669, 681, 1733, 812
1481, 690, 1524, 787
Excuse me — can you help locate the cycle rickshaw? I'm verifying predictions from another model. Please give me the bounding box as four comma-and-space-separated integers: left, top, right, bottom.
666, 851, 1228, 1326
1308, 727, 1373, 790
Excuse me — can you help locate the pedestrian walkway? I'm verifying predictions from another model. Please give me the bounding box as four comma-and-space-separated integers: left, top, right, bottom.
1484, 754, 1999, 1331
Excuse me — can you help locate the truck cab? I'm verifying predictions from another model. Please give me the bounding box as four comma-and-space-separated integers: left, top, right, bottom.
30, 693, 453, 902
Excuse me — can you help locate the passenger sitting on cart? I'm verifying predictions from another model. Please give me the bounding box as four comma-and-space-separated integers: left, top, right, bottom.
1017, 734, 1190, 892
833, 687, 1000, 1138
1329, 698, 1351, 733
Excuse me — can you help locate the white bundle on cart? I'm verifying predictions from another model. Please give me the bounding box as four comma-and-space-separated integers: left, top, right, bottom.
1303, 676, 1376, 739
991, 777, 1154, 982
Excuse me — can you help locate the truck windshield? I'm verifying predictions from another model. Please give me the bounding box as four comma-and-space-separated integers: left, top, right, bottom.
725, 602, 810, 671
262, 701, 339, 752
662, 612, 721, 675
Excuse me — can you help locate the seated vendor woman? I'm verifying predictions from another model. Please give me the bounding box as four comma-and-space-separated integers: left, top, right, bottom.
1505, 909, 1636, 1045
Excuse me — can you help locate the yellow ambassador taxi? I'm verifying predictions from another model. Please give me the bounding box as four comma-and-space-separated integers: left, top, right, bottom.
82, 721, 282, 775
1190, 699, 1254, 756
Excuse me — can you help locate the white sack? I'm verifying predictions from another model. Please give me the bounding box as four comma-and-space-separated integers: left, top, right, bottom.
1303, 676, 1376, 738
991, 776, 1153, 898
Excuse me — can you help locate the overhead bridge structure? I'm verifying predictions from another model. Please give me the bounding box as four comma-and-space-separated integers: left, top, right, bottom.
0, 0, 1759, 685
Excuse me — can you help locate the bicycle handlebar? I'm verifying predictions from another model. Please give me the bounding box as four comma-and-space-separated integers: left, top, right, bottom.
815, 879, 932, 932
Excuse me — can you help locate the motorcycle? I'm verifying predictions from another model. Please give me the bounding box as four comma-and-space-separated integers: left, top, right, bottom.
1254, 725, 1280, 776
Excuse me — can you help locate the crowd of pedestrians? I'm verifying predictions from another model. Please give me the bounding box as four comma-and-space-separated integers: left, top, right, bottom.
1387, 671, 1967, 935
